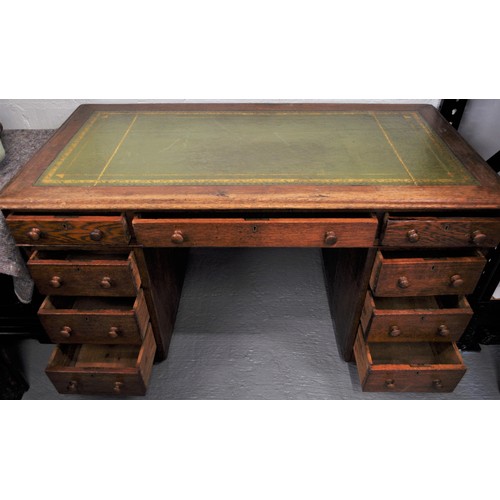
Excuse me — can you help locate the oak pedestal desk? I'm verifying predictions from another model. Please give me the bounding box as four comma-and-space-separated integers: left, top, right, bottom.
2, 103, 500, 396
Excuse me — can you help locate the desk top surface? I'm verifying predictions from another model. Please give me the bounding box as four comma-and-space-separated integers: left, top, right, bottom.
1, 103, 499, 211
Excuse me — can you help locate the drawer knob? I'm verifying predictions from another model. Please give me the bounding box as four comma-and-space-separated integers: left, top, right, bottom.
406, 229, 420, 243
437, 324, 450, 337
450, 274, 464, 288
100, 276, 112, 288
471, 230, 487, 246
50, 276, 62, 288
113, 381, 123, 394
324, 231, 338, 246
28, 227, 42, 241
60, 326, 72, 338
67, 380, 78, 392
397, 276, 410, 289
385, 379, 396, 389
90, 228, 104, 241
432, 379, 444, 389
389, 325, 402, 337
108, 327, 119, 339
171, 230, 184, 244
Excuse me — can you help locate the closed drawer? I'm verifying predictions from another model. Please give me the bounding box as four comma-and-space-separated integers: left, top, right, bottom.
369, 250, 486, 297
132, 217, 378, 247
38, 289, 149, 345
6, 214, 130, 246
381, 216, 500, 248
45, 323, 156, 396
361, 291, 473, 342
28, 250, 141, 297
353, 328, 466, 392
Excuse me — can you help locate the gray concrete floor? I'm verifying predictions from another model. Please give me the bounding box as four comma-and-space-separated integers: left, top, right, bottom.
19, 248, 500, 399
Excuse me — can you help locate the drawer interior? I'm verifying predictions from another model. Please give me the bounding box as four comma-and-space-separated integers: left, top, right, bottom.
373, 295, 469, 311
379, 248, 483, 261
368, 342, 462, 366
32, 250, 130, 263
48, 343, 142, 370
43, 296, 136, 312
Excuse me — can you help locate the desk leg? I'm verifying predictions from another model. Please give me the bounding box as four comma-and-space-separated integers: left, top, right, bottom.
322, 247, 377, 362
134, 247, 188, 361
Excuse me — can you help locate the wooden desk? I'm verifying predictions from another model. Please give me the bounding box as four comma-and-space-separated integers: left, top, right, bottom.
2, 103, 500, 395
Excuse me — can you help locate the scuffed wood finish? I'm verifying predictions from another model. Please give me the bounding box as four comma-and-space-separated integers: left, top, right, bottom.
322, 247, 377, 361
381, 216, 500, 248
1, 103, 500, 212
353, 328, 466, 392
45, 322, 156, 396
28, 250, 141, 297
369, 250, 486, 297
132, 217, 378, 248
38, 289, 149, 345
6, 214, 130, 246
139, 248, 188, 360
360, 291, 473, 342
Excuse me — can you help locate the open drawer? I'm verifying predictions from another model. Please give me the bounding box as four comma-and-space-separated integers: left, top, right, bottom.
360, 291, 473, 342
28, 250, 141, 297
38, 290, 149, 345
369, 249, 486, 297
45, 323, 156, 396
353, 328, 466, 392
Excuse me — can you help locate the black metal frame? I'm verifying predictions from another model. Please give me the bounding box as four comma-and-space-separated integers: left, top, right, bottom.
439, 99, 468, 129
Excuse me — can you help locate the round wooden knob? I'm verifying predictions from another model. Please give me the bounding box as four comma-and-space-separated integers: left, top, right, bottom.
113, 381, 123, 394
28, 227, 41, 241
90, 228, 103, 241
171, 230, 184, 244
432, 379, 443, 389
67, 380, 78, 392
100, 276, 112, 288
60, 326, 72, 338
398, 276, 410, 289
324, 231, 338, 246
437, 324, 450, 337
406, 229, 420, 243
471, 230, 487, 246
389, 325, 402, 337
108, 327, 119, 339
450, 274, 464, 288
385, 379, 396, 389
50, 276, 62, 288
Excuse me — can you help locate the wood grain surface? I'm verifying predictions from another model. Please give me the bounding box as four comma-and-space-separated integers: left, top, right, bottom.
133, 217, 378, 247
1, 103, 499, 211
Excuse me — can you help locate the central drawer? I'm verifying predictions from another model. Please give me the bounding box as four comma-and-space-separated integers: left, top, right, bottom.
38, 290, 149, 345
132, 217, 378, 247
369, 249, 486, 297
28, 251, 141, 297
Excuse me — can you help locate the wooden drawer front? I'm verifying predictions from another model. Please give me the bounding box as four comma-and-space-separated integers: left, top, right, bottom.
38, 290, 149, 345
6, 214, 130, 246
28, 251, 141, 297
361, 291, 473, 342
45, 323, 156, 396
132, 217, 378, 247
369, 250, 486, 297
381, 216, 500, 248
353, 329, 466, 392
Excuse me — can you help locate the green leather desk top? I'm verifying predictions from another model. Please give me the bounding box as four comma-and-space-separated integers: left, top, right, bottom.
2, 104, 499, 211
35, 110, 475, 187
